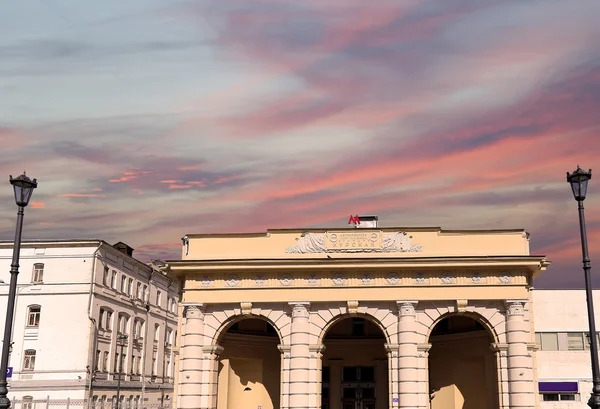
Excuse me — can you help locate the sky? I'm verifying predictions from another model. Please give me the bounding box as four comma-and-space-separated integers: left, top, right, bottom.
0, 0, 599, 289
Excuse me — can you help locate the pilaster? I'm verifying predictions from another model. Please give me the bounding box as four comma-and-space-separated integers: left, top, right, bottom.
491, 343, 510, 409
289, 302, 311, 409
279, 345, 292, 409
179, 304, 206, 409
505, 300, 535, 409
397, 301, 419, 409
309, 344, 326, 409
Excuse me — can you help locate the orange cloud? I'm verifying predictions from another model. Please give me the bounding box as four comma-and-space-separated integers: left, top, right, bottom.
168, 184, 192, 189
30, 201, 45, 209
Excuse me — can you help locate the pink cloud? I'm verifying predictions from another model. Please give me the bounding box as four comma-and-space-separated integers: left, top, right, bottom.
30, 201, 45, 209
168, 184, 192, 189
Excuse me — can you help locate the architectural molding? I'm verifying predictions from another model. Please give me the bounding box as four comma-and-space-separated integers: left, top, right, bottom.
285, 231, 423, 253
308, 344, 326, 358
289, 302, 310, 318
504, 299, 527, 316
347, 300, 359, 315
240, 302, 252, 315
201, 345, 224, 359
183, 303, 205, 319
397, 301, 418, 316
456, 299, 468, 313
278, 345, 291, 359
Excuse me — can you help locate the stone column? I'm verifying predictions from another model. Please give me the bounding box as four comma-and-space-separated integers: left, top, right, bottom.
397, 301, 419, 409
384, 344, 399, 409
289, 302, 311, 409
199, 345, 224, 409
179, 304, 206, 409
490, 343, 510, 409
329, 359, 343, 409
416, 344, 431, 409
309, 345, 326, 409
279, 345, 292, 409
505, 300, 535, 409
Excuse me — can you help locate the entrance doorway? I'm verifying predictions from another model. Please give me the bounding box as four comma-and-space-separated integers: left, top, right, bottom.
428, 314, 499, 409
322, 317, 388, 409
341, 366, 376, 409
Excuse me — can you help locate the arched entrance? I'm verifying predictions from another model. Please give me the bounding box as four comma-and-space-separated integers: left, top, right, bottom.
322, 316, 388, 409
216, 318, 281, 409
428, 315, 499, 409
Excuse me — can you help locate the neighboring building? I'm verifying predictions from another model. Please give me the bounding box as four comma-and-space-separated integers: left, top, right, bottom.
534, 289, 600, 408
167, 219, 550, 409
0, 240, 180, 408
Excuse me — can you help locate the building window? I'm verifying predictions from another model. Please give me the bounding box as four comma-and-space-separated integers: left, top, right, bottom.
133, 318, 145, 339
22, 396, 33, 409
567, 333, 585, 350
172, 299, 177, 313
27, 305, 41, 327
32, 263, 44, 283
156, 291, 162, 308
152, 351, 157, 376
166, 328, 173, 346
120, 275, 127, 293
351, 318, 366, 336
541, 393, 578, 401
128, 278, 133, 296
99, 308, 113, 331
95, 349, 101, 371
118, 313, 130, 335
92, 396, 99, 408
137, 283, 142, 299
111, 270, 117, 289
23, 349, 36, 371
154, 324, 160, 343
535, 332, 559, 351
539, 381, 579, 401
103, 351, 109, 372
103, 267, 110, 286
167, 298, 172, 312
143, 285, 148, 302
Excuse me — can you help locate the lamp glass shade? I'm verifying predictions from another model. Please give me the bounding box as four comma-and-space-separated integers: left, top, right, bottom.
567, 167, 591, 201
10, 173, 38, 207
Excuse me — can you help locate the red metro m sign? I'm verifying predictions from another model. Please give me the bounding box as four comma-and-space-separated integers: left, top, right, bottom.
348, 215, 360, 226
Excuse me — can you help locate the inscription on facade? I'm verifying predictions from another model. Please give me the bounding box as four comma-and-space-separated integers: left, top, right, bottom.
326, 231, 382, 250
285, 231, 422, 253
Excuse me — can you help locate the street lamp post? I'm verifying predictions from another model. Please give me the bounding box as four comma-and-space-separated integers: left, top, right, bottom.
0, 173, 37, 409
567, 166, 600, 409
115, 334, 128, 409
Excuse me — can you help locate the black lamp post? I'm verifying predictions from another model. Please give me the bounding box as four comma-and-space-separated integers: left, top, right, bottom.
567, 166, 600, 409
0, 173, 37, 409
115, 334, 128, 409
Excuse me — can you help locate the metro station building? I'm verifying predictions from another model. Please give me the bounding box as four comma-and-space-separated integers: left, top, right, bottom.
167, 218, 549, 409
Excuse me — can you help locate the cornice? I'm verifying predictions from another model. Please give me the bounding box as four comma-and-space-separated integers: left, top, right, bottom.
169, 256, 549, 272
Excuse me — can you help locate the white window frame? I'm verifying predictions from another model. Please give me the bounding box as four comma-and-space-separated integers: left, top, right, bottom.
32, 263, 44, 283
27, 305, 41, 327
23, 349, 36, 371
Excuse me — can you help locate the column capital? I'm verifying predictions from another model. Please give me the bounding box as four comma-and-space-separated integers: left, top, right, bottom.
288, 302, 310, 317
504, 299, 527, 316
396, 301, 418, 316
384, 343, 400, 357
278, 345, 291, 359
183, 303, 206, 319
309, 344, 326, 358
490, 342, 509, 356
201, 345, 223, 358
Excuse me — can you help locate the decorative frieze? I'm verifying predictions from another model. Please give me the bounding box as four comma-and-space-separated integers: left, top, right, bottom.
225, 274, 240, 287
306, 273, 318, 286
360, 272, 372, 285
285, 231, 423, 253
332, 272, 347, 286
200, 274, 212, 287
280, 273, 293, 286
253, 274, 266, 286
386, 272, 400, 285
499, 273, 512, 284
414, 272, 426, 284
440, 272, 455, 284
470, 272, 482, 284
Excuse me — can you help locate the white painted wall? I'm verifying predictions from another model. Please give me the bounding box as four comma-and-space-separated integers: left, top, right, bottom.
0, 240, 180, 407
533, 289, 600, 409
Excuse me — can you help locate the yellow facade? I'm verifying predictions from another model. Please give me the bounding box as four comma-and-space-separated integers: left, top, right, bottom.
167, 226, 549, 409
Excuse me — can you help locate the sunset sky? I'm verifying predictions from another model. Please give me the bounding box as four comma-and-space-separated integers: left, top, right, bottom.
1, 0, 599, 288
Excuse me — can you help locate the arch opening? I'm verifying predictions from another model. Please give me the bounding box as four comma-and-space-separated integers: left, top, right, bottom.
216, 318, 281, 409
428, 314, 499, 409
322, 316, 388, 409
